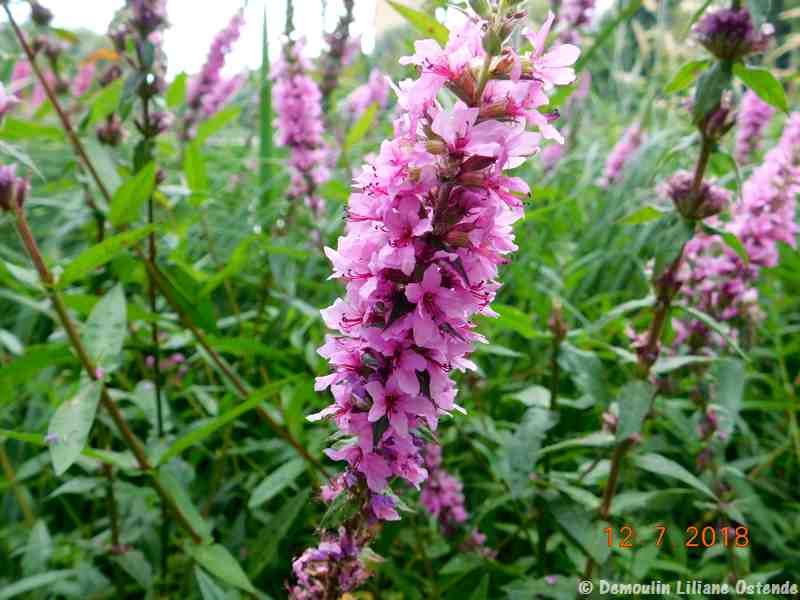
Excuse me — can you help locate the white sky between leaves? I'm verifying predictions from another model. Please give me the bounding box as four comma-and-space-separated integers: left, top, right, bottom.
7, 0, 379, 77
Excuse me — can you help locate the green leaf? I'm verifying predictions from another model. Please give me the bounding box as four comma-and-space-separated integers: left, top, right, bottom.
386, 0, 448, 45
470, 575, 490, 600
108, 162, 157, 226
249, 488, 311, 577
344, 102, 378, 151
733, 64, 788, 113
319, 180, 350, 203
692, 61, 732, 124
440, 553, 484, 576
550, 502, 610, 564
616, 381, 654, 441
82, 284, 127, 374
492, 304, 538, 339
88, 78, 124, 126
195, 106, 241, 146
159, 377, 298, 464
617, 205, 665, 225
558, 343, 609, 405
194, 567, 227, 600
0, 118, 65, 142
47, 381, 103, 476
184, 142, 209, 205
59, 225, 156, 287
501, 405, 555, 497
711, 358, 745, 442
3, 261, 41, 290
632, 453, 716, 499
157, 465, 213, 543
248, 458, 305, 509
166, 72, 188, 108
651, 355, 714, 374
186, 544, 256, 595
113, 550, 153, 589
652, 213, 694, 277
0, 570, 75, 600
664, 60, 710, 94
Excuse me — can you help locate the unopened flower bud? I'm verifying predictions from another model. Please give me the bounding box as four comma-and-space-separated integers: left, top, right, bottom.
694, 8, 770, 61
149, 110, 173, 135
0, 164, 28, 212
96, 114, 124, 146
662, 170, 731, 221
548, 298, 568, 343
99, 64, 122, 87
699, 92, 735, 142
0, 83, 20, 123
108, 26, 128, 53
130, 0, 168, 35
30, 2, 53, 27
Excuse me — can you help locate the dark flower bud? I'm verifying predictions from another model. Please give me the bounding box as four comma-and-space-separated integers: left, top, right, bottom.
96, 114, 124, 146
130, 0, 168, 35
0, 164, 28, 211
31, 35, 48, 54
699, 92, 735, 141
108, 26, 129, 53
31, 2, 53, 27
662, 170, 731, 221
99, 64, 122, 87
548, 298, 568, 343
694, 8, 770, 61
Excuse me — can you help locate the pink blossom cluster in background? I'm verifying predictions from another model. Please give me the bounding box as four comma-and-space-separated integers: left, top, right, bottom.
272, 39, 331, 216
71, 62, 96, 97
559, 0, 595, 44
734, 90, 775, 164
344, 68, 391, 118
598, 122, 644, 187
183, 10, 245, 137
290, 8, 579, 597
674, 113, 800, 351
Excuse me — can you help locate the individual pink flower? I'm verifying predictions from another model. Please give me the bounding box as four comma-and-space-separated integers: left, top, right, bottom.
0, 83, 20, 122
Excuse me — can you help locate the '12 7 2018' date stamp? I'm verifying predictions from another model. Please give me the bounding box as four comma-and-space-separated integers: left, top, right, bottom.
604, 525, 750, 548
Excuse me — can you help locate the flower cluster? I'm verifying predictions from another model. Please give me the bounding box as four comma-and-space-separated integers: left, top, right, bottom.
344, 69, 391, 119
694, 8, 770, 61
272, 39, 330, 216
71, 62, 96, 97
183, 10, 245, 137
420, 444, 467, 530
674, 113, 800, 351
0, 83, 19, 123
598, 123, 644, 187
288, 528, 372, 599
734, 90, 774, 164
292, 7, 579, 597
559, 0, 595, 43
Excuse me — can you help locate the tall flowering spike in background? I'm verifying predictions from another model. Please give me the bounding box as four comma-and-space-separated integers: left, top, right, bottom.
272, 38, 330, 217
559, 0, 595, 43
734, 90, 775, 164
320, 0, 356, 111
673, 113, 800, 351
291, 6, 579, 598
183, 9, 245, 138
598, 122, 644, 187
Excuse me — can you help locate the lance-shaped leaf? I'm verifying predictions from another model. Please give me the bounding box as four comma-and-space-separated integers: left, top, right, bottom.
386, 0, 448, 45
108, 162, 157, 226
47, 380, 102, 476
82, 284, 127, 374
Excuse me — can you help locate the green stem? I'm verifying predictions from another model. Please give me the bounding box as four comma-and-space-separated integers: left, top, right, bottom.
0, 442, 36, 527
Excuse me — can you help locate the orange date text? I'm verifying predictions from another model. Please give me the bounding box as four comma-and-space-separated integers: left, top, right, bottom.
604, 525, 750, 548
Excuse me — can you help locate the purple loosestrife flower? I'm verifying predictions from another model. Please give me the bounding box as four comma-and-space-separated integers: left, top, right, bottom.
292, 9, 578, 599
560, 0, 594, 31
272, 39, 330, 217
598, 123, 644, 188
673, 113, 800, 351
344, 69, 391, 119
734, 90, 775, 164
